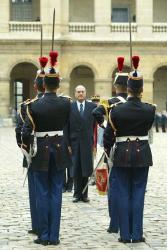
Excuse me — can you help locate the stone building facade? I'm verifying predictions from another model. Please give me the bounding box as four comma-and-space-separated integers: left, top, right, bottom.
0, 0, 167, 118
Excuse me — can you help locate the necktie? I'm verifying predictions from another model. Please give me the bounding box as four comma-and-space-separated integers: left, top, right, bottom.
80, 103, 84, 117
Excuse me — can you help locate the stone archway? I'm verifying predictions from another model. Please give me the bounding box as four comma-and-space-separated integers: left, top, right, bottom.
70, 65, 94, 99
10, 62, 38, 111
153, 66, 167, 111
111, 65, 131, 96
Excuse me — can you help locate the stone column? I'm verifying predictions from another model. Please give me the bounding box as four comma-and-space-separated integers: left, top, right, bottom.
94, 79, 112, 98
0, 0, 10, 33
136, 0, 153, 38
61, 0, 69, 35
94, 0, 111, 35
58, 78, 70, 96
142, 79, 153, 103
0, 78, 10, 118
40, 0, 61, 37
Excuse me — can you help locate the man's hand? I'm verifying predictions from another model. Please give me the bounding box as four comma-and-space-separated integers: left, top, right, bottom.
104, 148, 110, 158
68, 146, 72, 155
99, 123, 105, 129
93, 146, 97, 157
21, 143, 30, 153
17, 143, 21, 148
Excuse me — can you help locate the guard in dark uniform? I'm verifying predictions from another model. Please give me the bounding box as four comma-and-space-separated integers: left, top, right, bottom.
15, 57, 47, 235
92, 57, 128, 127
22, 51, 71, 246
104, 56, 156, 243
93, 57, 128, 234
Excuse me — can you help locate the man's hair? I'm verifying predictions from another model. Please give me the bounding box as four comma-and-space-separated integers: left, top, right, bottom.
127, 87, 143, 97
75, 85, 86, 92
44, 76, 60, 91
34, 77, 44, 92
115, 84, 127, 92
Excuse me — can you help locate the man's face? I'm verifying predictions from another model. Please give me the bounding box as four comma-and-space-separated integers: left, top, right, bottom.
75, 86, 86, 102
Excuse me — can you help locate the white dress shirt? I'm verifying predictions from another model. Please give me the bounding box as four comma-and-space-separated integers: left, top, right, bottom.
77, 100, 85, 112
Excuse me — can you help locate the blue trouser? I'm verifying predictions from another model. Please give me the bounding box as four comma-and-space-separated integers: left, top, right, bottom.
34, 151, 64, 242
28, 168, 38, 232
108, 167, 119, 232
114, 167, 149, 241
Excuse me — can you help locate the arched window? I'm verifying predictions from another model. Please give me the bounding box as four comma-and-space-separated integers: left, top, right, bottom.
10, 62, 38, 111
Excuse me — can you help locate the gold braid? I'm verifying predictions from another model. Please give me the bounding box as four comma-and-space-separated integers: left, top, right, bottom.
19, 109, 24, 123
99, 99, 110, 119
108, 109, 117, 136
26, 105, 35, 132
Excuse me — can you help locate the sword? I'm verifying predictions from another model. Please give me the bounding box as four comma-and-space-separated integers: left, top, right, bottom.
21, 146, 32, 187
128, 6, 133, 70
40, 25, 43, 58
52, 8, 55, 51
82, 151, 105, 195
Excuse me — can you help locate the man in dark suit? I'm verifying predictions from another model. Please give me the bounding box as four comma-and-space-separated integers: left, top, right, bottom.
22, 51, 71, 246
104, 57, 156, 243
66, 85, 96, 203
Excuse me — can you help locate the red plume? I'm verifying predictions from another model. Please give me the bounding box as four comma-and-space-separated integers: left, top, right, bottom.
132, 56, 140, 69
49, 51, 58, 67
39, 57, 48, 68
117, 57, 124, 72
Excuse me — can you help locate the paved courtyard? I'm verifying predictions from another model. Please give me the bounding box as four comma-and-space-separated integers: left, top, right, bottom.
0, 127, 167, 250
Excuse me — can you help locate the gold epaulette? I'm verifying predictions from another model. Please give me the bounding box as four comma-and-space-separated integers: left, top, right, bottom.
99, 99, 109, 118
100, 99, 109, 107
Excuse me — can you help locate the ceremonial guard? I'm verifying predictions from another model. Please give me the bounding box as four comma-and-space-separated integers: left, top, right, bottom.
22, 51, 71, 246
92, 57, 127, 127
92, 57, 128, 234
104, 56, 156, 243
15, 56, 47, 235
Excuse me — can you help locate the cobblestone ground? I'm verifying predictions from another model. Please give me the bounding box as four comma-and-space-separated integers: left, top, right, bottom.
0, 127, 167, 250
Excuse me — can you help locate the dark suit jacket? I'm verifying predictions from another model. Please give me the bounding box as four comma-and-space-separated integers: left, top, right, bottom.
65, 101, 96, 177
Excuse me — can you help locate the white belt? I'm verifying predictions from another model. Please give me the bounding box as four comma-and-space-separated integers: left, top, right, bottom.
35, 131, 63, 137
116, 136, 148, 143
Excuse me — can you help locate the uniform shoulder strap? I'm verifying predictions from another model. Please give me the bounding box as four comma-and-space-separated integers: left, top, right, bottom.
145, 102, 157, 108
26, 96, 38, 105
116, 96, 127, 103
109, 100, 123, 109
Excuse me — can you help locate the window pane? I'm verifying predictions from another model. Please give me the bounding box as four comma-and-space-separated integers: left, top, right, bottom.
11, 0, 32, 21
112, 8, 129, 22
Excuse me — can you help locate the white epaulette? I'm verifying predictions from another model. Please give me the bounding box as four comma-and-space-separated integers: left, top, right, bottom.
116, 96, 126, 103
109, 96, 126, 109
